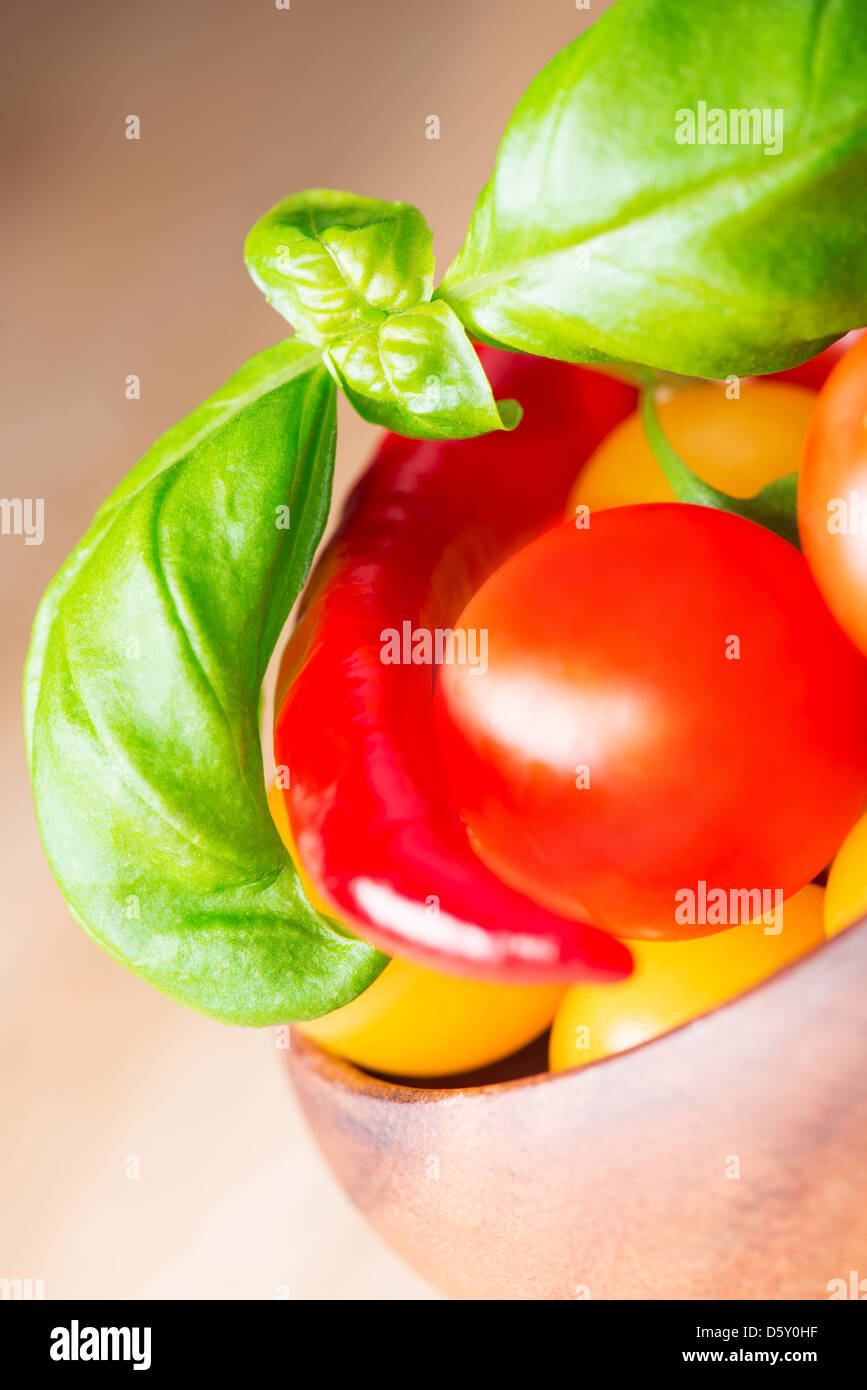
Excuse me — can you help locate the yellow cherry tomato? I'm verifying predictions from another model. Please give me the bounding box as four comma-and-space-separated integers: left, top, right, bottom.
549, 885, 825, 1072
267, 783, 565, 1077
299, 958, 566, 1079
567, 380, 816, 516
825, 812, 867, 939
267, 782, 330, 912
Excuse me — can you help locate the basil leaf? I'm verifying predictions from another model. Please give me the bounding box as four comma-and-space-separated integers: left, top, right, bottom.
323, 299, 521, 440
245, 190, 435, 346
245, 192, 516, 440
25, 339, 386, 1025
439, 0, 867, 377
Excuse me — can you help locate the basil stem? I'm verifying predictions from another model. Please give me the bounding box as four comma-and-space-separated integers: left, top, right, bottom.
640, 387, 800, 549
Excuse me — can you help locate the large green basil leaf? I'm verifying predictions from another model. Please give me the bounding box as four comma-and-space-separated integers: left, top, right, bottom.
323, 299, 520, 440
245, 190, 435, 346
24, 339, 386, 1025
439, 0, 867, 378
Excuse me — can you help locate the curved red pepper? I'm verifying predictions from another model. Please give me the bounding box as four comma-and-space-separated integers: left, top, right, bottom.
274, 349, 637, 983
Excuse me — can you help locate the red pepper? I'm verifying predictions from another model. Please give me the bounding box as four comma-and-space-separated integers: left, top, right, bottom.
274, 349, 637, 983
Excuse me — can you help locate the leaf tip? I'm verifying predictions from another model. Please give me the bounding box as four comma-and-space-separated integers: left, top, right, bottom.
497, 398, 523, 431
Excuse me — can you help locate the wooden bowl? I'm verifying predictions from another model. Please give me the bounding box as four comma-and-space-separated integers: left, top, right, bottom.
287, 921, 867, 1299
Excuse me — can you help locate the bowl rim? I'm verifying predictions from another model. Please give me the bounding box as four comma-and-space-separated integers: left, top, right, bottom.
289, 916, 867, 1104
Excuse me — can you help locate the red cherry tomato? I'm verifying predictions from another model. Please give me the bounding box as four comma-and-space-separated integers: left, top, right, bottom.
434, 504, 867, 940
799, 331, 867, 659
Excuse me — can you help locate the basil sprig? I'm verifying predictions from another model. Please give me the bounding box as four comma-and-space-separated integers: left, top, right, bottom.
25, 340, 386, 1024
247, 0, 867, 424
438, 0, 867, 378
244, 190, 436, 345
245, 191, 519, 440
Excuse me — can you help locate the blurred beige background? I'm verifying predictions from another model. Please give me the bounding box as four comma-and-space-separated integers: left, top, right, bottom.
0, 0, 605, 1298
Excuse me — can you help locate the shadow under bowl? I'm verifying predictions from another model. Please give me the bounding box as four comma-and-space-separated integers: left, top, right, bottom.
287, 921, 867, 1300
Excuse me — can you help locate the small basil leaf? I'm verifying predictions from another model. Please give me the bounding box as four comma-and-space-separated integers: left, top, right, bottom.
245, 189, 435, 345
641, 387, 801, 549
439, 0, 867, 377
25, 339, 387, 1025
322, 299, 521, 440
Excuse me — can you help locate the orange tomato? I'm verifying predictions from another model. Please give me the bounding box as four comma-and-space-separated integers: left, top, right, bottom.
799, 332, 867, 659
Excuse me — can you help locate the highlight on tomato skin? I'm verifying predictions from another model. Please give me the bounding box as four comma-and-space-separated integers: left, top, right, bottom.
548, 885, 826, 1072
434, 504, 867, 942
798, 330, 867, 661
